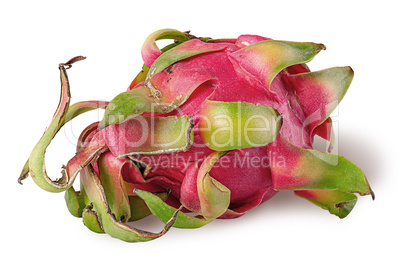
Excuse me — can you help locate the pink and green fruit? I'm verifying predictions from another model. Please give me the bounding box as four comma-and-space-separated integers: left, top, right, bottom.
19, 29, 373, 242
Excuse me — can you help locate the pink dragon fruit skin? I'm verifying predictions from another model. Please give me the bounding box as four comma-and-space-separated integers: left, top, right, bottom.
20, 29, 373, 242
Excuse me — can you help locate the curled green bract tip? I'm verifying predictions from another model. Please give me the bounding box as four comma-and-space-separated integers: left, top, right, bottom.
98, 86, 155, 128
199, 100, 282, 151
22, 56, 106, 192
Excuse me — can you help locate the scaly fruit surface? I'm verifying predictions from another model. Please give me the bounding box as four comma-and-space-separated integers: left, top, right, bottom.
19, 29, 374, 242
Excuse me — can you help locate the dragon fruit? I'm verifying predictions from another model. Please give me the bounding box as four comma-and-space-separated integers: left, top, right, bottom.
19, 29, 374, 242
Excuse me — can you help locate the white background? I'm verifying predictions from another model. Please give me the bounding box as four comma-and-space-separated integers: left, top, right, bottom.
1, 1, 400, 265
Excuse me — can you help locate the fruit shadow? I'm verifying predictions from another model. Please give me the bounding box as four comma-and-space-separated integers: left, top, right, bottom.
336, 130, 381, 188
